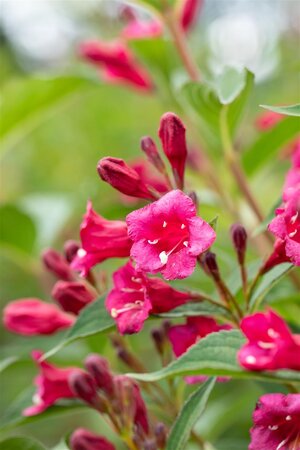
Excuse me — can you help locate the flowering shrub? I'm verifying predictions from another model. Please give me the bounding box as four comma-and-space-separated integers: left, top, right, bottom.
1, 1, 300, 449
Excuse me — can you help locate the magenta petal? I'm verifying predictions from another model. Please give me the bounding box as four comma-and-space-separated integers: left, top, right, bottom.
187, 217, 216, 255
285, 237, 300, 265
131, 240, 163, 273
162, 248, 196, 280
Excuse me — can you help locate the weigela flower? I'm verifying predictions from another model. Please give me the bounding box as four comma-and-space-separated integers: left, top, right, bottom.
71, 201, 132, 276
249, 393, 300, 450
238, 309, 300, 371
179, 0, 204, 32
42, 248, 74, 281
3, 298, 74, 336
51, 281, 96, 315
122, 17, 163, 40
126, 190, 216, 280
106, 261, 191, 334
268, 193, 300, 267
168, 316, 232, 384
261, 239, 290, 274
158, 113, 188, 189
23, 351, 81, 416
255, 110, 284, 131
70, 428, 116, 450
79, 40, 153, 91
97, 157, 159, 200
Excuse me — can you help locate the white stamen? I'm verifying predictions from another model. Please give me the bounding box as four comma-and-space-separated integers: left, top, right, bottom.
148, 239, 159, 245
163, 221, 167, 228
286, 415, 292, 421
276, 437, 289, 450
268, 425, 279, 431
289, 230, 297, 238
183, 241, 189, 247
258, 341, 276, 349
181, 223, 186, 229
77, 248, 87, 258
159, 251, 168, 265
111, 300, 144, 318
268, 328, 280, 339
245, 355, 257, 364
131, 277, 142, 284
33, 394, 41, 405
291, 212, 299, 224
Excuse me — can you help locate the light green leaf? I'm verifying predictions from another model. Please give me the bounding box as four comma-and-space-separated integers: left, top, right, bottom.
156, 300, 228, 319
214, 67, 246, 105
43, 296, 114, 359
249, 263, 294, 310
0, 356, 19, 373
242, 117, 299, 175
128, 330, 300, 383
0, 204, 36, 253
166, 378, 216, 450
260, 103, 300, 117
0, 437, 46, 450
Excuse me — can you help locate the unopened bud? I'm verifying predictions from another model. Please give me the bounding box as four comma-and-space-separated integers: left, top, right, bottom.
203, 252, 220, 280
70, 428, 115, 450
155, 422, 168, 448
97, 157, 156, 200
42, 248, 73, 281
140, 136, 166, 174
230, 224, 247, 265
188, 191, 198, 208
64, 240, 80, 263
151, 328, 165, 355
158, 112, 187, 189
52, 281, 96, 315
114, 375, 135, 428
85, 354, 114, 396
69, 371, 104, 409
180, 0, 203, 32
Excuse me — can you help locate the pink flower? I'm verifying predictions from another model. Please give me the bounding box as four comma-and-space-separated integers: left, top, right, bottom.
249, 393, 300, 450
158, 113, 188, 189
283, 168, 300, 202
180, 0, 204, 32
238, 309, 300, 371
168, 316, 231, 384
23, 351, 81, 416
261, 239, 290, 274
255, 110, 284, 131
268, 193, 300, 266
71, 201, 132, 276
106, 261, 192, 334
70, 428, 116, 450
51, 281, 96, 315
79, 40, 153, 91
42, 248, 74, 281
97, 157, 159, 201
126, 190, 216, 280
3, 298, 74, 336
122, 18, 163, 40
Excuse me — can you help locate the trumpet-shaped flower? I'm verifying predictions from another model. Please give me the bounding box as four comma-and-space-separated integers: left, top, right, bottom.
126, 190, 216, 280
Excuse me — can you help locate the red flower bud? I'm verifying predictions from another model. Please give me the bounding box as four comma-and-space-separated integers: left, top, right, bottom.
70, 428, 115, 450
180, 0, 204, 32
64, 240, 80, 263
140, 136, 166, 175
230, 223, 247, 265
85, 354, 114, 396
69, 371, 103, 409
203, 251, 220, 279
158, 113, 188, 189
51, 281, 96, 315
97, 157, 157, 200
42, 248, 74, 281
155, 422, 168, 448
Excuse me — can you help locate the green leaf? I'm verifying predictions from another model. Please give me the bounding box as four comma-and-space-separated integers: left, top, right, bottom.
214, 67, 246, 105
0, 76, 93, 156
43, 296, 114, 359
242, 117, 300, 175
128, 330, 300, 383
0, 356, 19, 373
260, 103, 300, 117
166, 378, 216, 450
156, 300, 228, 319
0, 437, 46, 450
249, 263, 294, 310
0, 387, 86, 431
0, 204, 36, 253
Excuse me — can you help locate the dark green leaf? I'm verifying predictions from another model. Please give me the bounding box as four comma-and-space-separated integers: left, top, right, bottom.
166, 378, 216, 450
0, 204, 36, 253
128, 330, 300, 383
242, 117, 300, 175
0, 437, 46, 450
260, 103, 300, 117
43, 296, 114, 359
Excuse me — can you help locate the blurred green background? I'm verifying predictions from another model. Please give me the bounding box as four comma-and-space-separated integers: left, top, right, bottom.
0, 1, 299, 449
